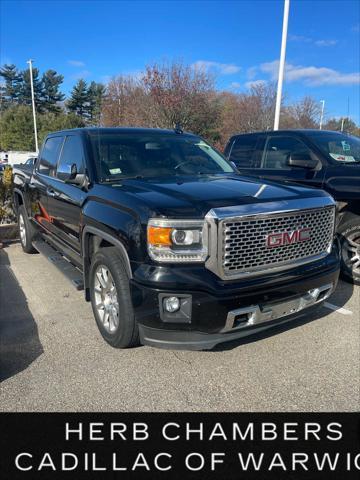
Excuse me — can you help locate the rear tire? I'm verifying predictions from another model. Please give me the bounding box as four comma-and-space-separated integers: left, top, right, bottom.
89, 247, 139, 348
338, 214, 360, 285
18, 205, 37, 254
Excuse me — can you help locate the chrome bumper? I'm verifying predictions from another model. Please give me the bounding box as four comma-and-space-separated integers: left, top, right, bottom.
222, 283, 333, 333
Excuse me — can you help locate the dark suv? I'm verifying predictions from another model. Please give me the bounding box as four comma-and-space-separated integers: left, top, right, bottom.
225, 129, 360, 284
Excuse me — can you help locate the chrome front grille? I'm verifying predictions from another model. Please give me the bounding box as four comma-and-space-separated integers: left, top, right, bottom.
220, 206, 335, 278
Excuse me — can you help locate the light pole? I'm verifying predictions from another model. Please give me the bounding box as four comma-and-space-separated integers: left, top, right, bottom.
319, 100, 325, 130
274, 0, 290, 131
27, 59, 39, 152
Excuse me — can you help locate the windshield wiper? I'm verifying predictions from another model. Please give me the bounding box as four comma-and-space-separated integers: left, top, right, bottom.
103, 175, 144, 182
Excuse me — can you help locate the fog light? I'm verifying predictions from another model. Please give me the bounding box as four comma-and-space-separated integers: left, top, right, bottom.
163, 296, 180, 313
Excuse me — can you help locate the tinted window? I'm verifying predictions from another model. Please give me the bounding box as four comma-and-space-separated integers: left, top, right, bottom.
38, 137, 63, 176
229, 135, 258, 167
57, 135, 85, 178
262, 136, 311, 169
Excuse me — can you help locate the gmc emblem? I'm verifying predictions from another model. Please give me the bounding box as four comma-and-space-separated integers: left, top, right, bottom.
266, 228, 311, 248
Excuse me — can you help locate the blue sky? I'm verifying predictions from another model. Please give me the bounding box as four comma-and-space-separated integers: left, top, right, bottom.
1, 0, 359, 123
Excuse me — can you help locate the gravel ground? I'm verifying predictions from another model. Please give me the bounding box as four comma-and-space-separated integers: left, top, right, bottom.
0, 242, 359, 412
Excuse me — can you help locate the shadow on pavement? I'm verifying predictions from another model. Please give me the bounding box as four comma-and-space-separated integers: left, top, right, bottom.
210, 279, 354, 352
0, 245, 43, 382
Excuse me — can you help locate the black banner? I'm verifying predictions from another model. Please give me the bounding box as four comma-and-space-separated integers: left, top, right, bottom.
1, 413, 359, 479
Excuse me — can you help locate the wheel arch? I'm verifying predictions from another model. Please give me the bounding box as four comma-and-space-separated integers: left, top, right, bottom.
13, 188, 25, 213
82, 226, 132, 301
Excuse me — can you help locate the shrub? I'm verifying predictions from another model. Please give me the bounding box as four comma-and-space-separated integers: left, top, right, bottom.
0, 166, 16, 224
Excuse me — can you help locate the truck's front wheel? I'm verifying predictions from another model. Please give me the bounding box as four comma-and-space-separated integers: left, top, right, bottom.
338, 215, 360, 285
89, 247, 139, 348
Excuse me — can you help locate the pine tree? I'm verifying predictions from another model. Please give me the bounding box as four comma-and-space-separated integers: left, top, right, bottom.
87, 81, 106, 124
18, 67, 44, 112
42, 70, 65, 113
67, 79, 89, 119
0, 64, 22, 108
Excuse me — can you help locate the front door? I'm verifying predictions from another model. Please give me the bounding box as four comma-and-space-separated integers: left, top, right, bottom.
29, 135, 64, 235
257, 134, 325, 189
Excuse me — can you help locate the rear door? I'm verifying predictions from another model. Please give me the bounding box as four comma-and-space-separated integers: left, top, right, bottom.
227, 134, 262, 177
258, 134, 325, 189
45, 134, 87, 258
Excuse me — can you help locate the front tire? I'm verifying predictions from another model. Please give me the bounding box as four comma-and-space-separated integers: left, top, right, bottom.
338, 215, 360, 285
18, 205, 36, 254
89, 247, 139, 348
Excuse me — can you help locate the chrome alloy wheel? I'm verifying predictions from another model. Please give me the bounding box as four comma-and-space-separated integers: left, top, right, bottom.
93, 265, 119, 333
19, 213, 26, 246
343, 232, 360, 275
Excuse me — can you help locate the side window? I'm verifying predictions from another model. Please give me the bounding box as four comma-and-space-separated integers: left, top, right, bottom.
38, 137, 63, 176
229, 135, 258, 167
262, 136, 311, 169
57, 135, 85, 178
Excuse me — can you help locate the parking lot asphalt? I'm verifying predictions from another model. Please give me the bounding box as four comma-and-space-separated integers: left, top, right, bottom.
0, 242, 359, 412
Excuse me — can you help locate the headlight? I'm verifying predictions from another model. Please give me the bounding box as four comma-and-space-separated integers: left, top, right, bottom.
147, 218, 207, 262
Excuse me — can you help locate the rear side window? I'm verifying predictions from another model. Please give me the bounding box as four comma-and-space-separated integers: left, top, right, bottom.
38, 136, 63, 176
229, 135, 258, 167
57, 135, 85, 178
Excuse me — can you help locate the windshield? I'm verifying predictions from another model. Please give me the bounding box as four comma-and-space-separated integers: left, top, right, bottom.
89, 132, 234, 181
308, 132, 360, 163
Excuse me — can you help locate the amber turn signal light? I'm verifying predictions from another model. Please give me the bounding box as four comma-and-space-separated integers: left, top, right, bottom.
148, 226, 172, 246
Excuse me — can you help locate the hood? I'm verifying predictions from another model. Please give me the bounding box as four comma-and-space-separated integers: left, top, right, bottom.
105, 174, 331, 218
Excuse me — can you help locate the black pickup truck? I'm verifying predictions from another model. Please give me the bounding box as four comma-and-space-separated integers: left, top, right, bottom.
225, 129, 360, 284
13, 128, 339, 350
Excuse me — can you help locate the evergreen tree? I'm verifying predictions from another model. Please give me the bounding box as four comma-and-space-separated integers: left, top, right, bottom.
41, 69, 65, 113
0, 105, 35, 150
18, 67, 44, 112
87, 81, 106, 124
38, 111, 85, 144
0, 104, 85, 151
67, 79, 89, 118
0, 64, 22, 108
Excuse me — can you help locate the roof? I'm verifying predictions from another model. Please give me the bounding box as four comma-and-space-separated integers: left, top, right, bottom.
47, 127, 197, 137
230, 129, 345, 137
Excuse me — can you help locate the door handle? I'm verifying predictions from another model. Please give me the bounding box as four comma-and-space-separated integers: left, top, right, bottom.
47, 188, 58, 198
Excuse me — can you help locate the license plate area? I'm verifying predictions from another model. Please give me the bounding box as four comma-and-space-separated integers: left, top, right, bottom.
224, 283, 333, 332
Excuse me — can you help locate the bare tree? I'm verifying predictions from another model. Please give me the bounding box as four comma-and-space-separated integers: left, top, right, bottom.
323, 117, 360, 136
141, 61, 220, 140
282, 96, 321, 129
101, 62, 221, 142
102, 75, 148, 127
216, 83, 277, 149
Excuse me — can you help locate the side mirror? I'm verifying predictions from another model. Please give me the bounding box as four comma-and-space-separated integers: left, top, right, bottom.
57, 163, 87, 185
287, 153, 320, 170
57, 163, 77, 182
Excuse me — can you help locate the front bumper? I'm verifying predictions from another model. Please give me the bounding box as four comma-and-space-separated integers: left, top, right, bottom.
139, 302, 328, 351
131, 247, 340, 350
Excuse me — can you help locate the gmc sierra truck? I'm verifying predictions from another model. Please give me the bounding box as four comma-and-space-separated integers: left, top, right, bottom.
224, 129, 360, 284
13, 128, 339, 350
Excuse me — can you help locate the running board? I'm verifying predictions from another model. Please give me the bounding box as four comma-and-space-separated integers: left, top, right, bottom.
32, 240, 84, 290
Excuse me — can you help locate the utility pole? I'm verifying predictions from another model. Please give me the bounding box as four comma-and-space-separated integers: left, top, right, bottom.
319, 100, 325, 130
341, 118, 345, 132
27, 59, 39, 152
274, 0, 290, 131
